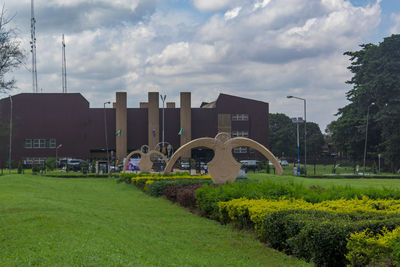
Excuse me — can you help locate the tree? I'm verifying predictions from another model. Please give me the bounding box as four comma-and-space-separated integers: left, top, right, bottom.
0, 7, 24, 94
269, 113, 324, 162
269, 113, 297, 159
328, 35, 400, 172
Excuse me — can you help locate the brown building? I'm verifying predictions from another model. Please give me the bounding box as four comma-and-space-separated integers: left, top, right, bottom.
0, 92, 269, 167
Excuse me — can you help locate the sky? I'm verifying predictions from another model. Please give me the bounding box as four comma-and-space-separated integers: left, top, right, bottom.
3, 0, 400, 131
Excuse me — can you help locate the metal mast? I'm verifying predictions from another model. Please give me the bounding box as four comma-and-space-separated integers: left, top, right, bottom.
62, 34, 67, 93
30, 0, 38, 93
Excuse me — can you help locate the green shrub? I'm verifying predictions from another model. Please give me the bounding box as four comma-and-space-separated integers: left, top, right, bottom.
260, 210, 400, 267
45, 158, 56, 171
17, 161, 23, 174
195, 180, 400, 219
90, 161, 96, 173
32, 165, 41, 175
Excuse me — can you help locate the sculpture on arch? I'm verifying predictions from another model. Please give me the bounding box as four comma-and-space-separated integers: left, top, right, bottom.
123, 145, 168, 173
164, 133, 283, 184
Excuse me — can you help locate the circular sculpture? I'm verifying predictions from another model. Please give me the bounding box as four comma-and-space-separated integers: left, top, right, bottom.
123, 145, 168, 173
164, 133, 283, 184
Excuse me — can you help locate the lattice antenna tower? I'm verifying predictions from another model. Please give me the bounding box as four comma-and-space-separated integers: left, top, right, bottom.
61, 34, 67, 93
30, 0, 38, 93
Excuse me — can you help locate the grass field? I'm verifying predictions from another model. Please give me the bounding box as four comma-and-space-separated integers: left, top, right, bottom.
0, 174, 308, 266
248, 172, 400, 189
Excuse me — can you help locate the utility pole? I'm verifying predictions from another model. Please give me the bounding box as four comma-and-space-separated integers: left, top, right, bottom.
61, 34, 67, 93
30, 0, 38, 93
160, 94, 166, 150
8, 96, 13, 174
104, 102, 111, 175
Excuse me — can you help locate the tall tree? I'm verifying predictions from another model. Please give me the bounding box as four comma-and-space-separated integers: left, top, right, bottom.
269, 113, 324, 162
329, 35, 400, 172
0, 7, 24, 94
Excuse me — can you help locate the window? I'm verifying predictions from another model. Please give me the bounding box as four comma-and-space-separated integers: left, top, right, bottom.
49, 139, 56, 148
233, 146, 247, 153
232, 131, 249, 137
24, 139, 32, 148
26, 138, 57, 148
232, 114, 249, 121
33, 139, 40, 148
39, 139, 46, 148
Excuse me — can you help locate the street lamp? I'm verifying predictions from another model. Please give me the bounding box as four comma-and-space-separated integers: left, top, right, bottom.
104, 101, 111, 175
56, 144, 62, 168
287, 95, 307, 175
8, 95, 12, 174
291, 117, 303, 175
363, 102, 375, 175
160, 94, 166, 151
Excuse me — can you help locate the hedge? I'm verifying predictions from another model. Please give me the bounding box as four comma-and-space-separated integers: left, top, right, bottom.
260, 210, 400, 266
195, 180, 400, 219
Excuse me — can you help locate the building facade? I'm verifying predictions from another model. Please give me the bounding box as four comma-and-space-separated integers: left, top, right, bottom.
0, 92, 269, 167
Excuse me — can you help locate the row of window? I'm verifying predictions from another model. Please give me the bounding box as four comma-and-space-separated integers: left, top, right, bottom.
24, 158, 46, 165
232, 130, 249, 137
232, 114, 248, 121
24, 139, 57, 149
233, 147, 248, 153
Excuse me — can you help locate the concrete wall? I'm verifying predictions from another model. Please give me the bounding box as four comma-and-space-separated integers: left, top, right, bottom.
148, 92, 159, 150
180, 92, 191, 159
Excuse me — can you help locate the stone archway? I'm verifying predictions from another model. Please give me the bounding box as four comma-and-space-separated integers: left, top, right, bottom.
164, 133, 283, 184
123, 145, 168, 173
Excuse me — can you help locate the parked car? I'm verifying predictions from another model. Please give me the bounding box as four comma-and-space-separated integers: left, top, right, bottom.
180, 161, 190, 169
280, 160, 289, 166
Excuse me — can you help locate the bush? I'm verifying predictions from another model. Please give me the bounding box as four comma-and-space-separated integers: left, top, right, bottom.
17, 161, 23, 174
32, 165, 41, 174
45, 158, 56, 171
260, 210, 400, 266
346, 226, 400, 266
195, 180, 400, 219
176, 184, 204, 208
147, 179, 211, 197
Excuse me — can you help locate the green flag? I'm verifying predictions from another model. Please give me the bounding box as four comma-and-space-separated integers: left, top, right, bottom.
116, 129, 122, 136
178, 128, 184, 136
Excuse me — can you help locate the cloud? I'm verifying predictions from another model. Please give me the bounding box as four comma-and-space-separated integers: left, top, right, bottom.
191, 0, 242, 12
5, 0, 383, 131
390, 13, 400, 34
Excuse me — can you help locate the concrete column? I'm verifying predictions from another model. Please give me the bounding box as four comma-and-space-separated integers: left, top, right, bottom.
148, 92, 159, 150
116, 92, 127, 161
180, 92, 191, 159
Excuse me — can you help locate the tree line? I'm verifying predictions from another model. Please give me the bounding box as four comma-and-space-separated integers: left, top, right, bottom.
327, 34, 400, 173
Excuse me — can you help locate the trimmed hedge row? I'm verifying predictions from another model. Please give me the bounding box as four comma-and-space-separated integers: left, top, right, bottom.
195, 180, 400, 219
259, 210, 400, 266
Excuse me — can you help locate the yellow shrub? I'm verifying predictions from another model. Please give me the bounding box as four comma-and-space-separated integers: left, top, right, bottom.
218, 197, 400, 228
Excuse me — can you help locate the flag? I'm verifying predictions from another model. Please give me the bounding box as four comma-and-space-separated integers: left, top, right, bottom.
116, 129, 122, 136
178, 128, 184, 135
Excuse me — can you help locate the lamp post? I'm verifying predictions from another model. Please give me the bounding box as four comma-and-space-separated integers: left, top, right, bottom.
56, 144, 62, 168
8, 95, 13, 174
160, 94, 166, 150
378, 153, 381, 173
104, 101, 111, 175
291, 117, 303, 175
287, 96, 307, 175
363, 102, 375, 175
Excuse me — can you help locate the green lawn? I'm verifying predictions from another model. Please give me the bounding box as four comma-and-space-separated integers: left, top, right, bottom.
0, 174, 308, 266
249, 172, 400, 189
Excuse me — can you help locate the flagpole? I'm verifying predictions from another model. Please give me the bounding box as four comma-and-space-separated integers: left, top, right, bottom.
104, 101, 111, 176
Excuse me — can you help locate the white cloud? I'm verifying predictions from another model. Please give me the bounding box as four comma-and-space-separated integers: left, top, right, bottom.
390, 13, 400, 34
5, 0, 383, 131
224, 7, 242, 21
191, 0, 241, 12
